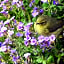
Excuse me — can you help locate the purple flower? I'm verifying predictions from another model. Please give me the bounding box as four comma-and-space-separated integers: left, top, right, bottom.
16, 32, 23, 37
53, 0, 59, 5
1, 26, 7, 32
0, 62, 6, 64
40, 43, 46, 48
29, 2, 32, 7
17, 1, 23, 7
24, 35, 31, 41
33, 7, 38, 10
24, 25, 30, 32
24, 41, 29, 46
3, 38, 12, 45
12, 0, 19, 3
0, 32, 3, 37
17, 22, 24, 30
32, 10, 39, 17
0, 10, 8, 14
25, 31, 31, 36
38, 35, 44, 43
12, 56, 17, 62
4, 19, 10, 25
17, 3, 21, 7
30, 38, 37, 45
47, 41, 51, 47
8, 30, 14, 37
11, 49, 16, 54
29, 0, 35, 7
0, 20, 3, 26
13, 20, 17, 26
24, 53, 31, 58
0, 45, 7, 52
53, 0, 56, 5
40, 9, 43, 13
3, 5, 6, 10
44, 37, 49, 41
32, 0, 35, 3
0, 42, 2, 47
49, 34, 56, 41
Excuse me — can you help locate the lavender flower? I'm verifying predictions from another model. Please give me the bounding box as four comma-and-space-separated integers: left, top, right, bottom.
8, 30, 14, 37
44, 37, 49, 41
25, 31, 31, 36
3, 5, 6, 10
0, 32, 3, 37
1, 26, 7, 32
38, 35, 44, 43
0, 42, 2, 47
0, 10, 8, 14
40, 43, 46, 48
17, 22, 24, 30
29, 0, 35, 7
16, 32, 23, 37
30, 38, 37, 45
24, 35, 31, 41
1, 62, 6, 64
49, 34, 56, 42
4, 19, 10, 25
24, 41, 29, 46
0, 45, 7, 52
11, 49, 16, 54
24, 25, 30, 32
29, 2, 32, 7
12, 56, 17, 63
3, 38, 12, 45
12, 0, 18, 5
39, 9, 43, 13
32, 10, 39, 17
53, 0, 59, 5
12, 0, 19, 3
17, 1, 23, 7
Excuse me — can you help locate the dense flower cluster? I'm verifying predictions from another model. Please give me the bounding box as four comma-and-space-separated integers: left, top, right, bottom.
0, 17, 56, 63
32, 7, 43, 17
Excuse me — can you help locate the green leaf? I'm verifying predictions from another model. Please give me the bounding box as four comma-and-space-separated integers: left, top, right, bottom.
32, 17, 36, 22
57, 57, 61, 64
50, 5, 56, 8
35, 0, 39, 4
61, 53, 64, 56
43, 60, 46, 64
34, 52, 37, 55
0, 16, 7, 21
36, 56, 43, 63
47, 55, 54, 63
42, 3, 49, 8
36, 57, 43, 63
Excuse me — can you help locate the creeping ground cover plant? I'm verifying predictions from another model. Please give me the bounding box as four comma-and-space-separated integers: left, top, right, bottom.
0, 0, 64, 64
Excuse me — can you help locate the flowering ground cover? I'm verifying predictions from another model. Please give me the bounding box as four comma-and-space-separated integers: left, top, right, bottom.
0, 0, 64, 64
